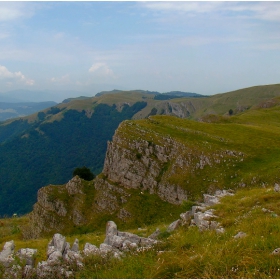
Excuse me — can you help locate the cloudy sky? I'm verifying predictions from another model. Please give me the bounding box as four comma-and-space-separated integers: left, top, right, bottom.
1, 1, 280, 100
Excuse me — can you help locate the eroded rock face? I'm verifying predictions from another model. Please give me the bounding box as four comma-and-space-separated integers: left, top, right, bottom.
28, 117, 242, 237
66, 176, 84, 195
28, 177, 88, 238
102, 131, 189, 205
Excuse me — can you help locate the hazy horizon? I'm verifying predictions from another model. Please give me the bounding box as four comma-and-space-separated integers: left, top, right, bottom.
1, 1, 280, 101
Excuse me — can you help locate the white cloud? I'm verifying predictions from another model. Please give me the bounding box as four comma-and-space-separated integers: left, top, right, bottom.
50, 74, 70, 84
0, 65, 34, 86
141, 2, 222, 14
89, 62, 115, 78
0, 2, 37, 22
141, 1, 280, 22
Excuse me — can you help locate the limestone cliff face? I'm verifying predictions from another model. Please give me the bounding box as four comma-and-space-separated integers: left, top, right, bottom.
102, 126, 188, 204
29, 176, 89, 238
101, 117, 245, 205
28, 116, 246, 237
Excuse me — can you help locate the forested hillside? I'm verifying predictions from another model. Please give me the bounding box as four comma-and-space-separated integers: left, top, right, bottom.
0, 102, 147, 216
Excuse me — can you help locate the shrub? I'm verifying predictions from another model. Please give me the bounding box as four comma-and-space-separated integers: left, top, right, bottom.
73, 166, 95, 181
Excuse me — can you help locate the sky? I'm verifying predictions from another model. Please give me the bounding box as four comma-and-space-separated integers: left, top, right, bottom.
1, 1, 280, 101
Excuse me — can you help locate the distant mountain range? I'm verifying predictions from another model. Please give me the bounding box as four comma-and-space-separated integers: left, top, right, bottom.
0, 89, 91, 103
95, 89, 202, 98
0, 101, 57, 121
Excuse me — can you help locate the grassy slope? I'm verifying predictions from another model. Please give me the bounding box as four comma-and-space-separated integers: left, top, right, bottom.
173, 83, 280, 118
116, 101, 280, 201
3, 185, 279, 278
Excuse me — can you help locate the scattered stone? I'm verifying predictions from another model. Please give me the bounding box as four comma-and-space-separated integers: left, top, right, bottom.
83, 243, 100, 256
262, 208, 270, 213
272, 248, 280, 255
16, 248, 37, 267
140, 237, 158, 247
64, 250, 83, 268
233, 231, 247, 239
274, 183, 280, 192
49, 233, 67, 255
167, 219, 181, 232
104, 221, 118, 245
0, 241, 15, 268
117, 231, 141, 245
149, 228, 161, 240
180, 211, 192, 226
191, 206, 206, 216
23, 264, 36, 278
3, 264, 22, 278
203, 194, 219, 206
215, 227, 225, 234
71, 239, 79, 252
48, 250, 63, 264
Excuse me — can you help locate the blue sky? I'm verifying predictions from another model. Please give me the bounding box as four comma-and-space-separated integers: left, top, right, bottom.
1, 1, 280, 100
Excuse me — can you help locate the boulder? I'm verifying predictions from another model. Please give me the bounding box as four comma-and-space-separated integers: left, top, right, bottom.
167, 219, 181, 232
274, 183, 280, 192
148, 228, 161, 240
191, 205, 206, 216
99, 243, 122, 258
104, 221, 118, 245
16, 248, 37, 267
83, 243, 100, 256
64, 250, 83, 268
0, 241, 15, 268
48, 250, 63, 264
71, 239, 79, 252
203, 194, 219, 206
233, 231, 247, 239
122, 240, 138, 251
140, 237, 158, 247
117, 231, 141, 245
180, 211, 192, 224
194, 212, 210, 230
23, 264, 36, 278
0, 240, 15, 259
49, 233, 67, 254
3, 264, 21, 278
272, 248, 280, 255
36, 261, 52, 278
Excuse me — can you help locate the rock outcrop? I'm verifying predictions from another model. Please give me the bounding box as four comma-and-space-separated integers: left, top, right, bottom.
165, 189, 234, 234
1, 221, 160, 278
28, 116, 245, 237
28, 176, 90, 238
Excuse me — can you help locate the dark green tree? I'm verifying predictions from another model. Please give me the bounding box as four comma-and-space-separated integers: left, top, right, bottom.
73, 166, 95, 181
229, 109, 233, 116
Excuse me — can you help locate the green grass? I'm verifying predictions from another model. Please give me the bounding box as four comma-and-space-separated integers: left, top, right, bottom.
75, 186, 280, 278
115, 103, 280, 200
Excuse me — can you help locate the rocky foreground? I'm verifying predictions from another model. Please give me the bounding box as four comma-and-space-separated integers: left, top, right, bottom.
0, 189, 246, 278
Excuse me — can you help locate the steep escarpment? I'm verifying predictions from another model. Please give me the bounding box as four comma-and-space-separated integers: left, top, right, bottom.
28, 176, 94, 238
28, 106, 280, 237
101, 117, 245, 202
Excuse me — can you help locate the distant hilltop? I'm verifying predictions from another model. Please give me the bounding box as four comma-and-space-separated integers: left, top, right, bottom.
95, 89, 202, 98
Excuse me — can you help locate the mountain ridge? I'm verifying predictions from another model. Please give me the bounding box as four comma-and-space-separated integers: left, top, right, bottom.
1, 84, 280, 216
